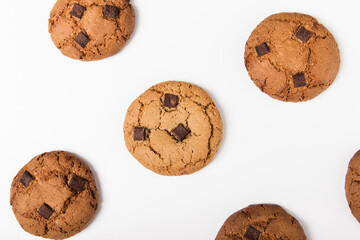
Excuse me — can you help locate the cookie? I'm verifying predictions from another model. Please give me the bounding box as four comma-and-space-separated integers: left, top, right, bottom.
123, 81, 223, 176
244, 12, 340, 102
49, 0, 135, 61
216, 204, 306, 240
10, 151, 99, 239
345, 150, 360, 223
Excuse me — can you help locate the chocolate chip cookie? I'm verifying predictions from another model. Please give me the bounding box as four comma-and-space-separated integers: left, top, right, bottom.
345, 150, 360, 223
10, 151, 99, 239
49, 0, 135, 61
245, 12, 340, 102
123, 81, 223, 176
216, 204, 306, 240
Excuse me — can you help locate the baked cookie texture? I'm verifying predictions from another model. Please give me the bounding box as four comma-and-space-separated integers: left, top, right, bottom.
216, 204, 306, 240
345, 150, 360, 223
10, 151, 99, 239
49, 0, 135, 61
245, 12, 340, 102
124, 81, 223, 176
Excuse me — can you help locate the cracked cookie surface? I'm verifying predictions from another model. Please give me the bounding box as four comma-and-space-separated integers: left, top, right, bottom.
123, 81, 223, 176
49, 0, 135, 61
245, 12, 340, 102
216, 204, 306, 240
10, 151, 99, 239
345, 150, 360, 224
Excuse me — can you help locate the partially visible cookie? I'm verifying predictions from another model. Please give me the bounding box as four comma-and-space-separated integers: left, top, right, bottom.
49, 0, 135, 61
245, 12, 340, 102
123, 81, 223, 176
345, 150, 360, 223
10, 151, 99, 239
216, 204, 306, 240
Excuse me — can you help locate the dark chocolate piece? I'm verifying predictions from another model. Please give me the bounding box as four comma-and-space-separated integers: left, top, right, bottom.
37, 204, 54, 220
172, 124, 190, 141
295, 27, 312, 43
164, 94, 179, 108
68, 175, 87, 193
19, 170, 34, 187
74, 32, 90, 48
133, 127, 146, 141
255, 42, 270, 57
103, 5, 119, 18
292, 73, 307, 88
70, 3, 86, 19
244, 226, 261, 240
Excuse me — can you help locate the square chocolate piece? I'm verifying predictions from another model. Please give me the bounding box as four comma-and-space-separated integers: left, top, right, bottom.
172, 124, 190, 141
68, 175, 87, 193
292, 73, 307, 88
133, 127, 146, 141
164, 94, 179, 108
70, 3, 86, 19
19, 170, 34, 187
244, 226, 261, 240
255, 42, 270, 57
74, 32, 90, 48
295, 27, 312, 43
37, 203, 54, 220
103, 5, 119, 18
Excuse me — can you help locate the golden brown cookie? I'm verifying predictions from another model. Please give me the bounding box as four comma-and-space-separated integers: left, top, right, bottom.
345, 150, 360, 223
10, 151, 99, 239
123, 81, 223, 176
245, 12, 340, 102
49, 0, 135, 61
216, 204, 307, 240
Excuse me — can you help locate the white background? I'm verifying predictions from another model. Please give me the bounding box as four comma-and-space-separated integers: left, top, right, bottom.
1, 0, 360, 239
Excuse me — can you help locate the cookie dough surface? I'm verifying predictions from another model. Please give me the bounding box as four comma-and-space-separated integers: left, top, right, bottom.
245, 12, 340, 102
345, 150, 360, 223
49, 0, 135, 61
216, 204, 306, 240
10, 151, 99, 239
123, 81, 223, 176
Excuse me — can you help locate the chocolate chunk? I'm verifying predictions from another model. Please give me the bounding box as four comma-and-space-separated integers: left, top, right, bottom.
74, 32, 90, 48
133, 127, 146, 141
70, 3, 86, 19
68, 175, 87, 193
164, 94, 179, 108
295, 27, 312, 43
37, 204, 54, 220
244, 226, 261, 240
172, 124, 190, 141
103, 5, 119, 18
19, 170, 34, 187
255, 42, 270, 57
292, 73, 307, 88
